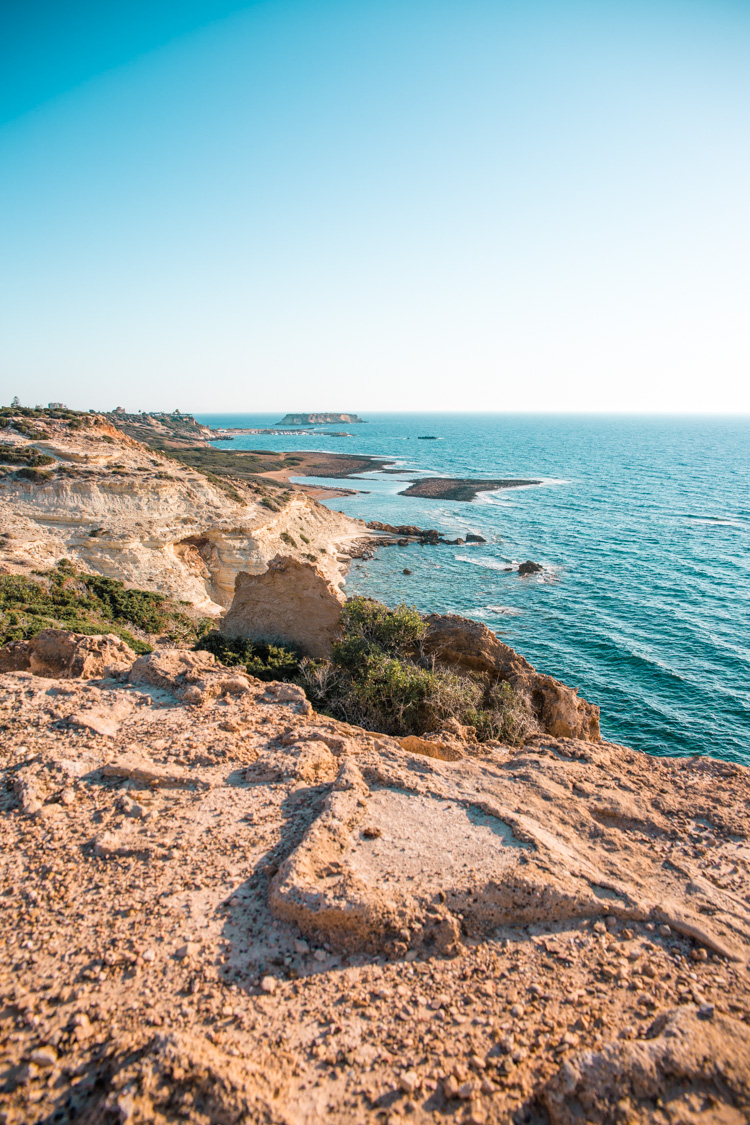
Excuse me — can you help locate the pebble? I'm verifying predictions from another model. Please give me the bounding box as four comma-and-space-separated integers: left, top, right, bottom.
29, 1046, 57, 1068
443, 1075, 459, 1099
399, 1070, 419, 1095
175, 942, 198, 960
465, 1100, 487, 1125
141, 949, 155, 963
260, 976, 277, 993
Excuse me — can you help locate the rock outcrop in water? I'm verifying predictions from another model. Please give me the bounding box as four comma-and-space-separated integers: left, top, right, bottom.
0, 632, 748, 1125
277, 413, 366, 425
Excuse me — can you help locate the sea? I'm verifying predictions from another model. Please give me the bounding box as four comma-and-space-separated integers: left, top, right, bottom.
196, 413, 750, 766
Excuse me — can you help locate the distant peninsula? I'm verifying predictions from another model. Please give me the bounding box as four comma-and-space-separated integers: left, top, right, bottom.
400, 477, 541, 501
276, 413, 366, 425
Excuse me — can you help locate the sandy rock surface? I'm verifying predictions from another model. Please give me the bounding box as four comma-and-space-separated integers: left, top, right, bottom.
221, 555, 346, 657
0, 629, 136, 680
0, 642, 749, 1124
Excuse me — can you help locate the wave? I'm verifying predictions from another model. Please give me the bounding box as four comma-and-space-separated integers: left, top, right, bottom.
454, 554, 513, 571
678, 513, 744, 527
472, 605, 523, 617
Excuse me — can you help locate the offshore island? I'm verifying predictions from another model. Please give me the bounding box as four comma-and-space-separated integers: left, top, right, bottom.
0, 405, 748, 1125
276, 412, 366, 425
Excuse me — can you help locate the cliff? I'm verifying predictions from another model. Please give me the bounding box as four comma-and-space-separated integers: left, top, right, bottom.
102, 410, 218, 448
0, 633, 747, 1125
277, 412, 365, 425
0, 410, 365, 614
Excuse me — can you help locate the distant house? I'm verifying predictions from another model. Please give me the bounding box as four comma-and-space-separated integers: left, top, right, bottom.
48, 401, 67, 409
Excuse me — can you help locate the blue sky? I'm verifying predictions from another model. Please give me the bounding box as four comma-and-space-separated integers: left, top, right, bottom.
1, 0, 749, 412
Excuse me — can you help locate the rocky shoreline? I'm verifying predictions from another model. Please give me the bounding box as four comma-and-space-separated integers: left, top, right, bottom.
399, 478, 542, 501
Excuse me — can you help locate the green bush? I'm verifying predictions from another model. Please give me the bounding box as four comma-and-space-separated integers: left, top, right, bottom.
14, 467, 55, 482
280, 531, 297, 548
334, 597, 425, 663
189, 592, 536, 746
296, 597, 536, 744
0, 443, 55, 468
195, 632, 300, 681
0, 564, 213, 653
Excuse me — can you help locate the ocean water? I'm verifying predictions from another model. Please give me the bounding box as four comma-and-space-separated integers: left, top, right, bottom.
197, 413, 750, 765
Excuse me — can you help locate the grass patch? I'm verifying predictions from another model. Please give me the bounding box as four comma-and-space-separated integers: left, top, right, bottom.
0, 443, 56, 468
0, 562, 213, 654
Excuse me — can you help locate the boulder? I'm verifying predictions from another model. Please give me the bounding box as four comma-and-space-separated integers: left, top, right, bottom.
220, 556, 344, 658
544, 1006, 750, 1125
128, 648, 252, 704
0, 629, 136, 680
464, 533, 486, 543
423, 614, 600, 741
518, 560, 543, 575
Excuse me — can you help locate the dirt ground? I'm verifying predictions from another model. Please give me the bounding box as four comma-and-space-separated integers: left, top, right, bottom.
1, 643, 749, 1125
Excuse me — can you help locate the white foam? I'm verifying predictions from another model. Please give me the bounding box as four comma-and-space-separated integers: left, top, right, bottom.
473, 605, 523, 617
455, 554, 512, 571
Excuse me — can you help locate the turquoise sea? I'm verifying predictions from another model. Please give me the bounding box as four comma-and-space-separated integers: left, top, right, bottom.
197, 414, 750, 766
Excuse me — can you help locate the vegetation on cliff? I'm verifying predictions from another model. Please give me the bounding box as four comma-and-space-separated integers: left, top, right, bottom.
201, 595, 536, 743
195, 632, 301, 681
300, 597, 537, 742
0, 562, 212, 653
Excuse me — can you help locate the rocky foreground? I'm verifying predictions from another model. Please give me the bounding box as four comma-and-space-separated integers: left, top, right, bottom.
1, 633, 749, 1124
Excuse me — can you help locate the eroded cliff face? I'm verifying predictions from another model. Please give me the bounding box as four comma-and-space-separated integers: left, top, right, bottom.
424, 614, 601, 741
220, 555, 345, 657
0, 416, 365, 614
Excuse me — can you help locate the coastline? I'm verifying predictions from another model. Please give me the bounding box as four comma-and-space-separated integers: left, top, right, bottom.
254, 449, 395, 500
252, 449, 542, 504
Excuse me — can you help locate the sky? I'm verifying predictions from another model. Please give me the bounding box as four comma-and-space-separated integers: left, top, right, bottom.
1, 0, 749, 414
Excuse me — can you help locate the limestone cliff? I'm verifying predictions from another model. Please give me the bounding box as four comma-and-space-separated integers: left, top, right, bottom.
424, 613, 601, 741
0, 412, 365, 614
220, 555, 345, 657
